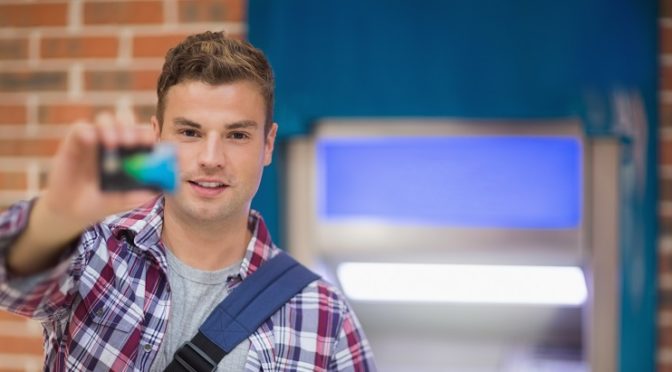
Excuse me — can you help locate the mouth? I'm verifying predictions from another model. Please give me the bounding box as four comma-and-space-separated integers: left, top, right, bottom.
188, 180, 227, 188
187, 179, 229, 197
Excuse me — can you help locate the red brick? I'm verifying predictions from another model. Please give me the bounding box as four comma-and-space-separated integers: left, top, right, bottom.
178, 0, 245, 23
664, 216, 672, 235
660, 290, 672, 312
664, 24, 672, 54
663, 65, 672, 91
662, 254, 672, 276
0, 71, 67, 92
0, 105, 27, 125
663, 180, 672, 202
661, 327, 672, 348
132, 32, 244, 59
665, 1, 672, 18
0, 172, 27, 190
0, 3, 68, 28
135, 104, 157, 124
0, 38, 28, 60
0, 335, 43, 355
133, 33, 191, 58
0, 139, 60, 157
661, 104, 672, 128
41, 36, 119, 59
84, 70, 160, 91
84, 1, 163, 25
664, 138, 672, 166
38, 104, 113, 124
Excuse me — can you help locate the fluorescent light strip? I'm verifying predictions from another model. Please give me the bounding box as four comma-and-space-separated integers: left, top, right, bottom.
337, 262, 587, 306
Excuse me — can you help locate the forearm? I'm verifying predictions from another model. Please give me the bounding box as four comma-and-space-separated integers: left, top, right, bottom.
7, 197, 88, 276
0, 200, 83, 320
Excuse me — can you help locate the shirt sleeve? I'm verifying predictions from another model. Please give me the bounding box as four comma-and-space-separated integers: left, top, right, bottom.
328, 297, 377, 372
0, 199, 87, 321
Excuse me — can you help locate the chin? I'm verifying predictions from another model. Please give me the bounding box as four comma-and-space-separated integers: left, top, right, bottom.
167, 193, 249, 223
190, 204, 244, 223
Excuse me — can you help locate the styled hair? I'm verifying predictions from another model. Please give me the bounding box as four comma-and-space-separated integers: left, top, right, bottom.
156, 31, 274, 132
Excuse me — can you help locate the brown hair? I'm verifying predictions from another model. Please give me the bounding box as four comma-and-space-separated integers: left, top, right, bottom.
156, 31, 274, 132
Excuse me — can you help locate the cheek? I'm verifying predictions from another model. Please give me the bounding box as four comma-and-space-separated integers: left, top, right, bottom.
175, 145, 197, 167
231, 150, 264, 177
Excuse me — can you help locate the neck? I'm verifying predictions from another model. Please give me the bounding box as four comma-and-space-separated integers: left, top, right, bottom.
161, 204, 251, 271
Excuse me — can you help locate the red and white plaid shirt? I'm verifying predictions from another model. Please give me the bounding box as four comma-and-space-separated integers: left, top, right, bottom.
0, 197, 375, 371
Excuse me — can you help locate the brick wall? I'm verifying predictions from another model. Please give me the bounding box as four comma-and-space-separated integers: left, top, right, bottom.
0, 1, 669, 371
662, 3, 672, 371
0, 1, 245, 370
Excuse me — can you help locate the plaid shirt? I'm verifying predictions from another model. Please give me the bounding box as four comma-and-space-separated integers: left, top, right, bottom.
0, 197, 375, 371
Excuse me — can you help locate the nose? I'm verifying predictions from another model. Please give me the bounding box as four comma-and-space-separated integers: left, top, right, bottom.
198, 131, 226, 169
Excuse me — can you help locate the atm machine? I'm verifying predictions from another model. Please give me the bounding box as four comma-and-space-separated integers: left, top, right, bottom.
248, 1, 657, 369
285, 119, 620, 372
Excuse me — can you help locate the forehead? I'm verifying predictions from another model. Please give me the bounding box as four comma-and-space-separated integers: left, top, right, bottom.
165, 80, 265, 106
163, 80, 266, 124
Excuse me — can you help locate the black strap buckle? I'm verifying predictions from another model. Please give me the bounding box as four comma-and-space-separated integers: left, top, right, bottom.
174, 341, 218, 372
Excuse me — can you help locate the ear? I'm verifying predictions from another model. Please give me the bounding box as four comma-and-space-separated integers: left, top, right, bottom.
150, 115, 162, 142
263, 123, 278, 166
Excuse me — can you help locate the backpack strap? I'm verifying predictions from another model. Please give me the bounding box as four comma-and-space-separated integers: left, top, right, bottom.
164, 251, 319, 372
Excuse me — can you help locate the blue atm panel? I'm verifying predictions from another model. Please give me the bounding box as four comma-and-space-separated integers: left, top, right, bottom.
317, 136, 582, 229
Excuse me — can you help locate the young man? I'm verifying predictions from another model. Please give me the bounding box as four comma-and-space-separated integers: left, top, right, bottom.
0, 31, 376, 371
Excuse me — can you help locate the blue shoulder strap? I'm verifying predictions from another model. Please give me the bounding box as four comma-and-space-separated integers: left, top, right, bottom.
165, 251, 320, 372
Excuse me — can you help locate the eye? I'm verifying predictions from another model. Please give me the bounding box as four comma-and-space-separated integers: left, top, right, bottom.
179, 129, 200, 137
230, 132, 249, 140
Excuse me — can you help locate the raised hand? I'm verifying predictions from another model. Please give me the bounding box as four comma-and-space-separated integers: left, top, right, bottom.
8, 111, 159, 275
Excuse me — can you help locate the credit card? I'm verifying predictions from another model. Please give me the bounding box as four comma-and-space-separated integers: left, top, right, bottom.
99, 143, 178, 193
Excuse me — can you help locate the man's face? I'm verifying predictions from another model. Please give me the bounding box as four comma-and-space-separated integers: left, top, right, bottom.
151, 80, 277, 224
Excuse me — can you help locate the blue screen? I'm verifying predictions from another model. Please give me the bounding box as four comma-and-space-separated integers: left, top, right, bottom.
317, 136, 582, 228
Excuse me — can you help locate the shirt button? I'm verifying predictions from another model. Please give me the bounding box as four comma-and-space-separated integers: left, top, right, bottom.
94, 308, 104, 317
143, 344, 152, 352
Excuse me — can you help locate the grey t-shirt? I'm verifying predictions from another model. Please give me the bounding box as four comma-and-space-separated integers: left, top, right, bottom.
151, 249, 249, 371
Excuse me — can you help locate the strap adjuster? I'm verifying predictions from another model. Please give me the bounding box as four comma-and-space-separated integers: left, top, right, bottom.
174, 341, 218, 372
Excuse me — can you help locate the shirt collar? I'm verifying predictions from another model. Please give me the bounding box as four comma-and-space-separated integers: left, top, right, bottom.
104, 195, 277, 278
239, 209, 277, 279
104, 195, 165, 250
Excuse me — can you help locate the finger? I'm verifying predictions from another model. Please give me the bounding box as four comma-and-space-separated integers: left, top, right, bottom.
72, 121, 96, 147
95, 112, 118, 149
116, 105, 136, 127
136, 124, 157, 147
116, 106, 136, 146
58, 122, 97, 160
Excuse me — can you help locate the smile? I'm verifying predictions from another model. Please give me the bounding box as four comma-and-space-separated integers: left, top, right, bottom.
189, 181, 226, 188
187, 180, 229, 197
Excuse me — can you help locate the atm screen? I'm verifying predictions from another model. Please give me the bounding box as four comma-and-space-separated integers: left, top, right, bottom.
317, 136, 582, 229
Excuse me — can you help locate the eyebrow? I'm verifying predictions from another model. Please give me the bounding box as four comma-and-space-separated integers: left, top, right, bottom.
173, 117, 201, 129
226, 120, 259, 130
173, 117, 259, 130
